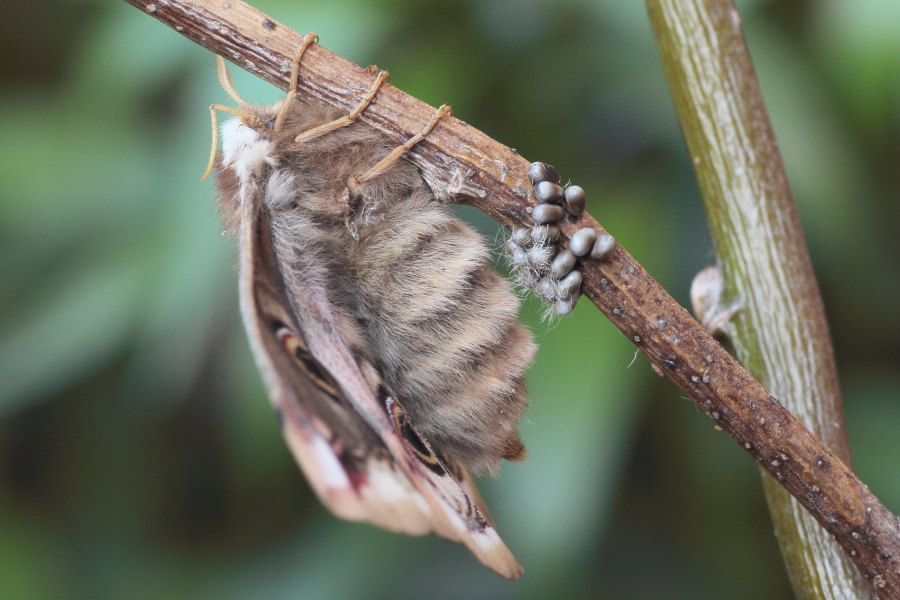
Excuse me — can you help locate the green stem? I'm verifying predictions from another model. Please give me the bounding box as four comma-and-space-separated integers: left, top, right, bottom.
645, 1, 872, 598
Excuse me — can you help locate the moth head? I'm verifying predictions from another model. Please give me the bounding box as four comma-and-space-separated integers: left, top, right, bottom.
200, 56, 283, 182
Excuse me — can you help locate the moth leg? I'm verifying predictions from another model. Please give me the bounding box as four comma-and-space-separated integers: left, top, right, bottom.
354, 104, 452, 185
215, 54, 248, 108
273, 32, 319, 132
293, 68, 390, 143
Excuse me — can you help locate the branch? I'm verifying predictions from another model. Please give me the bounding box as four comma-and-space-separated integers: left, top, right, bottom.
646, 0, 874, 597
123, 0, 900, 595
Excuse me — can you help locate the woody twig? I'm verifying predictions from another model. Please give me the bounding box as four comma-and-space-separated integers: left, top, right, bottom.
122, 0, 900, 595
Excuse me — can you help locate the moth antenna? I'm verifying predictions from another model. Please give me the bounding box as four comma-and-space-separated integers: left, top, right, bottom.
273, 32, 319, 132
293, 69, 390, 143
216, 55, 247, 107
355, 104, 452, 184
200, 56, 252, 182
200, 103, 243, 182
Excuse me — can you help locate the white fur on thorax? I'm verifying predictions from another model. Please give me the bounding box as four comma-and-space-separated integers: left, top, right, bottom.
221, 118, 278, 184
264, 171, 298, 209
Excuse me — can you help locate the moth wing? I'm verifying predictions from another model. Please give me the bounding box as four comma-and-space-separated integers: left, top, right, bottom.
235, 183, 523, 578
235, 182, 431, 533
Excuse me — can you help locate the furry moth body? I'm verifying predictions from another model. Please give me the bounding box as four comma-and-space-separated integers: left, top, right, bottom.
212, 54, 534, 577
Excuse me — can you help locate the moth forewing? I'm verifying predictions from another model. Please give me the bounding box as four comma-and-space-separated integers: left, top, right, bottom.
235, 185, 429, 533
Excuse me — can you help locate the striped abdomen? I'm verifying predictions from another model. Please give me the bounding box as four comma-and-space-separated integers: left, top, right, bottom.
351, 188, 536, 474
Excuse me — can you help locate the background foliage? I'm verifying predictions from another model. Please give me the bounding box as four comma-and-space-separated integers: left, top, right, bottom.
1, 0, 898, 598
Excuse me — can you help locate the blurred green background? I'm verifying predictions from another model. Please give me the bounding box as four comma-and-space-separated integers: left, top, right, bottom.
1, 0, 898, 598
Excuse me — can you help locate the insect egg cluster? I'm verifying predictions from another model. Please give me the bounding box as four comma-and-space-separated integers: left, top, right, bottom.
506, 162, 616, 316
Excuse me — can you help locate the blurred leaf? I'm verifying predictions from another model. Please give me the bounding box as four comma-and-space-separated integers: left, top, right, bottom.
0, 255, 141, 417
844, 373, 900, 510
814, 0, 900, 133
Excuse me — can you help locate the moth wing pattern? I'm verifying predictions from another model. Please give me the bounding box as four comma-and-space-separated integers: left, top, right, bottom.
234, 175, 524, 578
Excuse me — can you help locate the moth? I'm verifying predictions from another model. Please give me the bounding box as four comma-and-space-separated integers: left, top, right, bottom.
206, 35, 535, 578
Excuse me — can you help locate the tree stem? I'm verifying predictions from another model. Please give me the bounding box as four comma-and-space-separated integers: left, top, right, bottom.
646, 0, 878, 597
